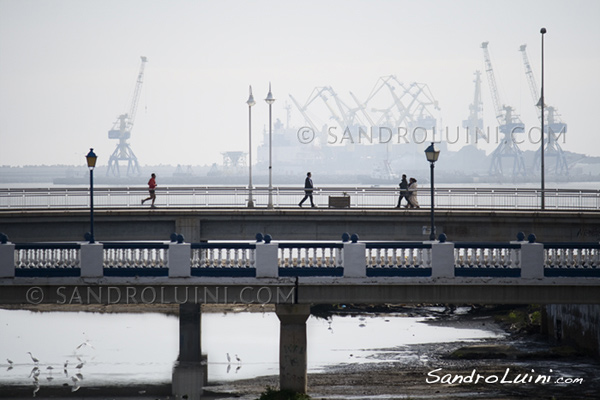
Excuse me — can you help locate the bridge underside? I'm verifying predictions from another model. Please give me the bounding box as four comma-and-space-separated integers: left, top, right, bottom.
1, 280, 598, 306
1, 208, 599, 243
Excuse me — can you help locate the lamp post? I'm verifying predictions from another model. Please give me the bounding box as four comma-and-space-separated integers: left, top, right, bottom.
540, 27, 546, 210
265, 83, 275, 209
247, 86, 256, 208
424, 142, 440, 240
85, 148, 97, 243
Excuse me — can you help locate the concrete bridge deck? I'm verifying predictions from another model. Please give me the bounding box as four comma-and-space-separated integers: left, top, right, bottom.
1, 207, 599, 243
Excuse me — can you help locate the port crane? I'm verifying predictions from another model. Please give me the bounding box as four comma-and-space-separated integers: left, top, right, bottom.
519, 44, 568, 175
481, 42, 526, 177
106, 56, 148, 177
462, 70, 485, 146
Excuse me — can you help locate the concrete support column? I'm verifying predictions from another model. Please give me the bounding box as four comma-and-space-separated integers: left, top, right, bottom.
255, 242, 279, 278
168, 242, 191, 278
342, 242, 366, 278
518, 242, 544, 279
178, 303, 202, 362
0, 242, 15, 278
172, 360, 206, 398
430, 242, 455, 278
80, 242, 104, 278
276, 304, 311, 393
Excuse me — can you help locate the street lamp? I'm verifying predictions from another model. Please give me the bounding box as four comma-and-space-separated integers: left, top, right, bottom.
247, 85, 256, 208
265, 82, 275, 209
540, 27, 547, 210
424, 142, 440, 241
85, 148, 97, 243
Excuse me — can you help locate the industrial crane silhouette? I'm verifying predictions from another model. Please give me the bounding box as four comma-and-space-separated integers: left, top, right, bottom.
462, 70, 485, 146
519, 44, 568, 176
481, 42, 526, 177
106, 56, 148, 177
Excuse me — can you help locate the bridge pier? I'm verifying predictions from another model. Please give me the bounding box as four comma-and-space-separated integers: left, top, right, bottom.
173, 303, 206, 398
276, 304, 311, 393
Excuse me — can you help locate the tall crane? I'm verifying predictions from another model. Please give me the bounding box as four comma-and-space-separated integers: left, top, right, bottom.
519, 44, 568, 175
462, 70, 484, 146
106, 56, 148, 177
481, 42, 526, 177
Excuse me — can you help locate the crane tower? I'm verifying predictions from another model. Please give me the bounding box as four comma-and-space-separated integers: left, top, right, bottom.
462, 71, 484, 146
106, 56, 148, 177
519, 44, 568, 175
481, 42, 526, 177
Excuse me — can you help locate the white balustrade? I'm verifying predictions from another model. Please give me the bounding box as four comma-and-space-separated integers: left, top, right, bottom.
2, 239, 599, 279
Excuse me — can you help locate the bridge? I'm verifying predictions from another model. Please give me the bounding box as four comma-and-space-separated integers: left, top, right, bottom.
1, 232, 599, 394
2, 185, 600, 395
2, 186, 600, 244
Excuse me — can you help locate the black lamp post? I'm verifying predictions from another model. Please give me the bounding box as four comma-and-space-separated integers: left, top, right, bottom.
540, 27, 546, 210
85, 148, 97, 243
424, 142, 440, 240
247, 85, 256, 208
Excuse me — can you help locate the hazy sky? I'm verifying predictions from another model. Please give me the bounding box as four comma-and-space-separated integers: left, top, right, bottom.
1, 0, 599, 167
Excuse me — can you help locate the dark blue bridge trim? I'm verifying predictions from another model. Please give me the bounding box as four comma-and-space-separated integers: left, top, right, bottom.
365, 242, 432, 249
543, 242, 600, 249
278, 267, 344, 277
191, 243, 257, 250
191, 268, 256, 277
454, 242, 521, 249
103, 268, 169, 277
545, 268, 600, 277
15, 268, 81, 277
366, 267, 432, 277
15, 243, 81, 250
278, 243, 344, 249
455, 267, 521, 277
102, 242, 169, 250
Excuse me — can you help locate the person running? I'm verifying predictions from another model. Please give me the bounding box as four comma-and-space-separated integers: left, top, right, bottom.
298, 172, 316, 207
395, 174, 409, 208
141, 173, 157, 208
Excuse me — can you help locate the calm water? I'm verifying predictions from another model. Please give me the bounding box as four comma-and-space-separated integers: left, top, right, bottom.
0, 308, 505, 388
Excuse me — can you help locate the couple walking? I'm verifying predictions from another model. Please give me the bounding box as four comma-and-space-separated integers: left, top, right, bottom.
396, 174, 419, 208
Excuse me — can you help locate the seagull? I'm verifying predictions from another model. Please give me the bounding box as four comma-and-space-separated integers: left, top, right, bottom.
63, 360, 69, 370
226, 353, 231, 363
76, 340, 95, 350
235, 354, 242, 364
75, 362, 84, 369
6, 358, 13, 366
27, 352, 39, 364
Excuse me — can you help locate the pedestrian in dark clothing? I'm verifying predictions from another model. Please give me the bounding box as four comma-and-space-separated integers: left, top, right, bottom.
299, 172, 315, 207
395, 174, 409, 208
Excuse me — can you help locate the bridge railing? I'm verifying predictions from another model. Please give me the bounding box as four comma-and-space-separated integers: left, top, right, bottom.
2, 186, 600, 210
1, 235, 599, 279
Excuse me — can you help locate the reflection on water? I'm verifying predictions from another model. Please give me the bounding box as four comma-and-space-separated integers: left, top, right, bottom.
0, 308, 505, 390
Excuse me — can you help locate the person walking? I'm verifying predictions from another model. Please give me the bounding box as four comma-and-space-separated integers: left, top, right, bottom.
395, 174, 409, 208
298, 172, 315, 207
406, 177, 420, 208
141, 173, 157, 208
